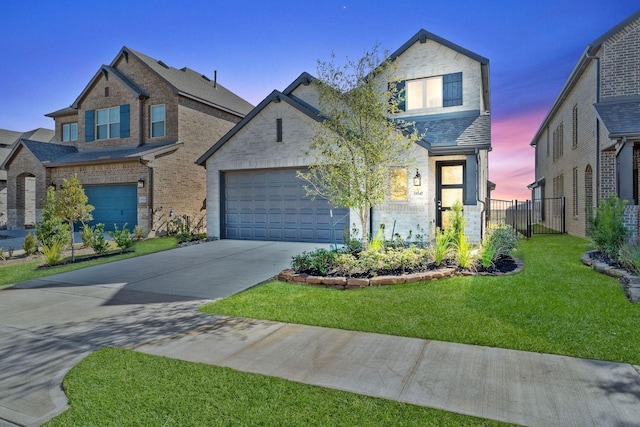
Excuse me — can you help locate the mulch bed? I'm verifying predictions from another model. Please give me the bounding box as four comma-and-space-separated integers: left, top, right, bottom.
280, 255, 523, 290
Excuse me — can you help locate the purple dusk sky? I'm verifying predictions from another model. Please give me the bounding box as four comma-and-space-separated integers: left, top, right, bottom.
1, 1, 638, 200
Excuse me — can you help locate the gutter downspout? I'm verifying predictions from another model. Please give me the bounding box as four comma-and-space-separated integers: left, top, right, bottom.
585, 49, 600, 206
475, 147, 486, 239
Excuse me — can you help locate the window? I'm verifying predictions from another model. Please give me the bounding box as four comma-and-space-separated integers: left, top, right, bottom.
151, 104, 166, 138
546, 128, 550, 157
572, 167, 578, 216
390, 168, 408, 201
105, 87, 109, 97
276, 118, 282, 142
62, 123, 78, 141
407, 76, 443, 110
552, 122, 564, 161
96, 107, 120, 139
572, 105, 578, 147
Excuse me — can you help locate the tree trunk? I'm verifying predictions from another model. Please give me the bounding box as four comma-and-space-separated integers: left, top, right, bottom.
69, 220, 75, 262
360, 207, 369, 251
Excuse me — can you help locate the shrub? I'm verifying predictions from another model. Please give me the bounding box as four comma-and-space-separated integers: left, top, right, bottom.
291, 248, 338, 276
447, 201, 465, 247
369, 225, 385, 252
87, 223, 109, 254
108, 224, 135, 252
23, 232, 38, 256
41, 240, 63, 266
133, 225, 146, 240
484, 224, 519, 258
618, 243, 640, 275
589, 195, 628, 259
81, 223, 93, 247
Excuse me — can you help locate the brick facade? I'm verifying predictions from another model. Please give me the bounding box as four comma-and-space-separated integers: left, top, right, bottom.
4, 47, 249, 232
531, 12, 640, 239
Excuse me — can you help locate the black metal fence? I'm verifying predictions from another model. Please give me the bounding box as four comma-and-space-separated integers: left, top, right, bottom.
487, 197, 565, 238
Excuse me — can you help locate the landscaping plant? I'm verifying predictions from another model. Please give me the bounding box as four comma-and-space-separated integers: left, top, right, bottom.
433, 227, 453, 266
87, 223, 109, 255
133, 225, 146, 240
22, 233, 38, 256
618, 243, 640, 275
41, 240, 64, 266
36, 186, 71, 250
108, 223, 135, 252
589, 194, 628, 259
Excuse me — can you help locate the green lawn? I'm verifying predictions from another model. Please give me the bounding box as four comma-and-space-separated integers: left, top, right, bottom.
202, 234, 640, 364
45, 347, 507, 427
0, 237, 177, 288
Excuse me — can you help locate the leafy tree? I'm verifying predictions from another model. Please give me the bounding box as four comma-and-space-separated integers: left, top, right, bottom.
53, 174, 94, 261
36, 186, 71, 249
298, 45, 421, 249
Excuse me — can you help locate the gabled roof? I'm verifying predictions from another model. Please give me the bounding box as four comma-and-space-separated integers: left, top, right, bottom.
1, 139, 181, 170
119, 47, 253, 117
594, 96, 640, 139
0, 128, 54, 146
63, 65, 149, 114
387, 28, 489, 65
531, 9, 640, 145
196, 82, 322, 166
47, 46, 254, 119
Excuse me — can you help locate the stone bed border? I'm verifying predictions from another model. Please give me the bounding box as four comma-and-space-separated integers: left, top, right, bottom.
581, 251, 640, 303
277, 258, 524, 290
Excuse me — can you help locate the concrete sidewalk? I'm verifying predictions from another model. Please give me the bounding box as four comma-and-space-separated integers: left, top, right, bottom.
136, 316, 640, 427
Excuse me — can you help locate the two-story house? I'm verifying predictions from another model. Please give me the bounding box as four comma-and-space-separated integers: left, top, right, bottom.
529, 9, 640, 239
197, 29, 491, 244
0, 128, 54, 228
1, 47, 253, 233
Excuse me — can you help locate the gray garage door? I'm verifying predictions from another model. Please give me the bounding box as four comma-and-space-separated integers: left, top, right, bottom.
222, 169, 349, 243
84, 184, 137, 232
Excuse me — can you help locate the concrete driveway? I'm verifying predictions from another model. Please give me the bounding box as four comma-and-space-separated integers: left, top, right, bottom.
0, 239, 322, 426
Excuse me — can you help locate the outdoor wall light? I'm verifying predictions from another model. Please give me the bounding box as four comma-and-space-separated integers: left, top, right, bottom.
137, 178, 145, 188
170, 209, 175, 216
49, 182, 56, 190
413, 169, 422, 186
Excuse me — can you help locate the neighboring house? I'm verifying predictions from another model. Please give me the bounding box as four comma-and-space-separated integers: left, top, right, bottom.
1, 47, 253, 232
197, 29, 491, 244
529, 9, 640, 239
0, 128, 54, 228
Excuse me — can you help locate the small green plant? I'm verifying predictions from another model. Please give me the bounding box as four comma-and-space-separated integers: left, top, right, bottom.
81, 223, 93, 247
41, 240, 63, 266
618, 243, 640, 275
589, 194, 628, 259
88, 223, 109, 254
291, 248, 338, 276
23, 232, 38, 256
369, 225, 385, 252
108, 224, 135, 252
484, 224, 519, 258
133, 225, 146, 240
453, 231, 476, 270
448, 201, 465, 247
433, 227, 452, 266
480, 243, 496, 269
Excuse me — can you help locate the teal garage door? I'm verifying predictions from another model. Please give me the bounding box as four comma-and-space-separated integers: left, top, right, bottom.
84, 185, 137, 232
222, 169, 349, 244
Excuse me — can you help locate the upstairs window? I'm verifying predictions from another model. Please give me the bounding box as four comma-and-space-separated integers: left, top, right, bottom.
401, 72, 462, 111
151, 104, 166, 138
96, 107, 120, 140
552, 122, 564, 161
572, 104, 578, 148
276, 118, 283, 142
62, 123, 78, 141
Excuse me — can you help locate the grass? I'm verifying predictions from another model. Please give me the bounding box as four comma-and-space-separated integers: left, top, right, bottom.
0, 237, 177, 289
45, 347, 507, 426
202, 234, 640, 365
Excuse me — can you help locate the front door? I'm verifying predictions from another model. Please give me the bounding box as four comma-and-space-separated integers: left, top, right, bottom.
436, 162, 465, 229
